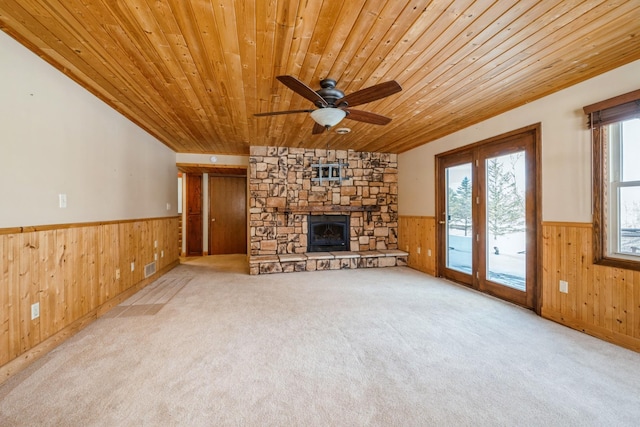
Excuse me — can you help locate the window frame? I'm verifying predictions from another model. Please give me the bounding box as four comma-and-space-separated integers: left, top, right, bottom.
587, 90, 640, 271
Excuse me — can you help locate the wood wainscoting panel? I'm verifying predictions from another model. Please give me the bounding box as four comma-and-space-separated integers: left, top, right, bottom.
398, 216, 436, 276
0, 217, 180, 380
541, 222, 640, 352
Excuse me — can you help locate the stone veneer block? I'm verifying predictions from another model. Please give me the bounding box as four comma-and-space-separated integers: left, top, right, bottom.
396, 257, 408, 266
281, 261, 307, 273
329, 259, 342, 270
259, 262, 283, 274
338, 258, 359, 269
358, 257, 378, 268
378, 249, 409, 257
306, 259, 317, 271
378, 256, 398, 267
330, 251, 361, 259
306, 252, 335, 260
278, 254, 308, 262
316, 259, 332, 270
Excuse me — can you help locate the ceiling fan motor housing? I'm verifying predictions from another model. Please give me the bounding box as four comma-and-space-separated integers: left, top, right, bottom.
315, 79, 345, 108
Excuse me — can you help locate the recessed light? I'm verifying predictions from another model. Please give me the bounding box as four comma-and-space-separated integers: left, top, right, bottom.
210, 156, 218, 163
335, 127, 351, 134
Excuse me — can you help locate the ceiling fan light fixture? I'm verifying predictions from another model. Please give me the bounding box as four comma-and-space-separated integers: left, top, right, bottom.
310, 108, 346, 127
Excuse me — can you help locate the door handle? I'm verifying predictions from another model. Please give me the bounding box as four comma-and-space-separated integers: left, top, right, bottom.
439, 221, 446, 224
211, 218, 216, 222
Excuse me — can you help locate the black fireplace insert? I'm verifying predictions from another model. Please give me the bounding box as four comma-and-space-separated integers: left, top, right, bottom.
307, 215, 350, 252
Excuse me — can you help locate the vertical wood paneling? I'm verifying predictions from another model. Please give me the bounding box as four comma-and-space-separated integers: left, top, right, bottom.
118, 222, 133, 294
18, 233, 31, 354
56, 227, 70, 329
398, 216, 436, 276
39, 230, 58, 341
541, 222, 640, 352
98, 223, 118, 306
0, 217, 179, 374
580, 228, 591, 325
7, 234, 20, 360
0, 234, 9, 366
635, 270, 640, 339
20, 232, 41, 350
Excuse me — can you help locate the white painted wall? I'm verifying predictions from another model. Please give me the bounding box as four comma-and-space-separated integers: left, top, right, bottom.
398, 60, 640, 222
0, 31, 177, 228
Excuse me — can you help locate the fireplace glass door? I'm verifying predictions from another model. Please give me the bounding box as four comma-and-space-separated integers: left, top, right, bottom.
307, 215, 350, 252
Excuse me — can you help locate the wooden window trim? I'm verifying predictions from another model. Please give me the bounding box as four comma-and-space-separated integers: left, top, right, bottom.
589, 90, 640, 271
584, 89, 640, 127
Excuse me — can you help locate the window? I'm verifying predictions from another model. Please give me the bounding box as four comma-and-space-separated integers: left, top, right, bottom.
585, 90, 640, 270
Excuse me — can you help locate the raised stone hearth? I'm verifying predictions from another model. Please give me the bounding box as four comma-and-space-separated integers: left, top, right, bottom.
249, 250, 408, 275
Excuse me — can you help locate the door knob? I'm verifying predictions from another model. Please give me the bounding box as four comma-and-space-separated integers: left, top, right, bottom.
211, 218, 216, 222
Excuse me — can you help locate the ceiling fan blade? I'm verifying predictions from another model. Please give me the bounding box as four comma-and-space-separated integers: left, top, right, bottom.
344, 109, 392, 125
277, 75, 328, 107
254, 109, 314, 117
339, 80, 402, 107
312, 122, 327, 134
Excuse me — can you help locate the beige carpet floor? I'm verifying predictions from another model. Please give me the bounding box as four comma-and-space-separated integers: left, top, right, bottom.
1, 255, 639, 426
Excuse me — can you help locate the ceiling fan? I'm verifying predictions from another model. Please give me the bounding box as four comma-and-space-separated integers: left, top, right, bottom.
254, 75, 402, 134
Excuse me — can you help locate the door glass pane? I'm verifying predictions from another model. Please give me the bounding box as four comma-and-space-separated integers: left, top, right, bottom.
486, 152, 526, 290
446, 163, 473, 274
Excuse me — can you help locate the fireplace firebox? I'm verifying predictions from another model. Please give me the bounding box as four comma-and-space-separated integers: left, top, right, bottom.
307, 215, 350, 252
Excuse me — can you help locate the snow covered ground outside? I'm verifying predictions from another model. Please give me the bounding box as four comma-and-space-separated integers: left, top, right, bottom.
447, 230, 526, 291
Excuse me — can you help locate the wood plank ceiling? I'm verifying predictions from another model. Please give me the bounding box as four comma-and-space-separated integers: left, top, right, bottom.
1, 1, 639, 155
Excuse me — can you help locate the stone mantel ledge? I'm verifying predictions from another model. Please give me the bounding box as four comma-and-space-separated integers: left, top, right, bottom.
275, 206, 381, 213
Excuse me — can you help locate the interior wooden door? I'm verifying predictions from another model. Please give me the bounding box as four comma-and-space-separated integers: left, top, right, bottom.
186, 173, 203, 256
209, 175, 247, 255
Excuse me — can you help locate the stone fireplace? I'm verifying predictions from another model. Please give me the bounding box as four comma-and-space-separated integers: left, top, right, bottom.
249, 146, 398, 257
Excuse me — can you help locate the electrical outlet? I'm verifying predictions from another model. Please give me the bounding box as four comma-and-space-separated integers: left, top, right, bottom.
559, 280, 569, 293
31, 302, 40, 320
154, 253, 158, 261
115, 268, 120, 279
58, 193, 67, 208
427, 249, 432, 257
154, 240, 158, 248
161, 250, 164, 258
131, 262, 135, 272
417, 247, 421, 254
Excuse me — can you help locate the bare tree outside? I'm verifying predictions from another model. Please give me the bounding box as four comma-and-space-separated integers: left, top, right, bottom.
448, 176, 472, 236
486, 156, 525, 240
